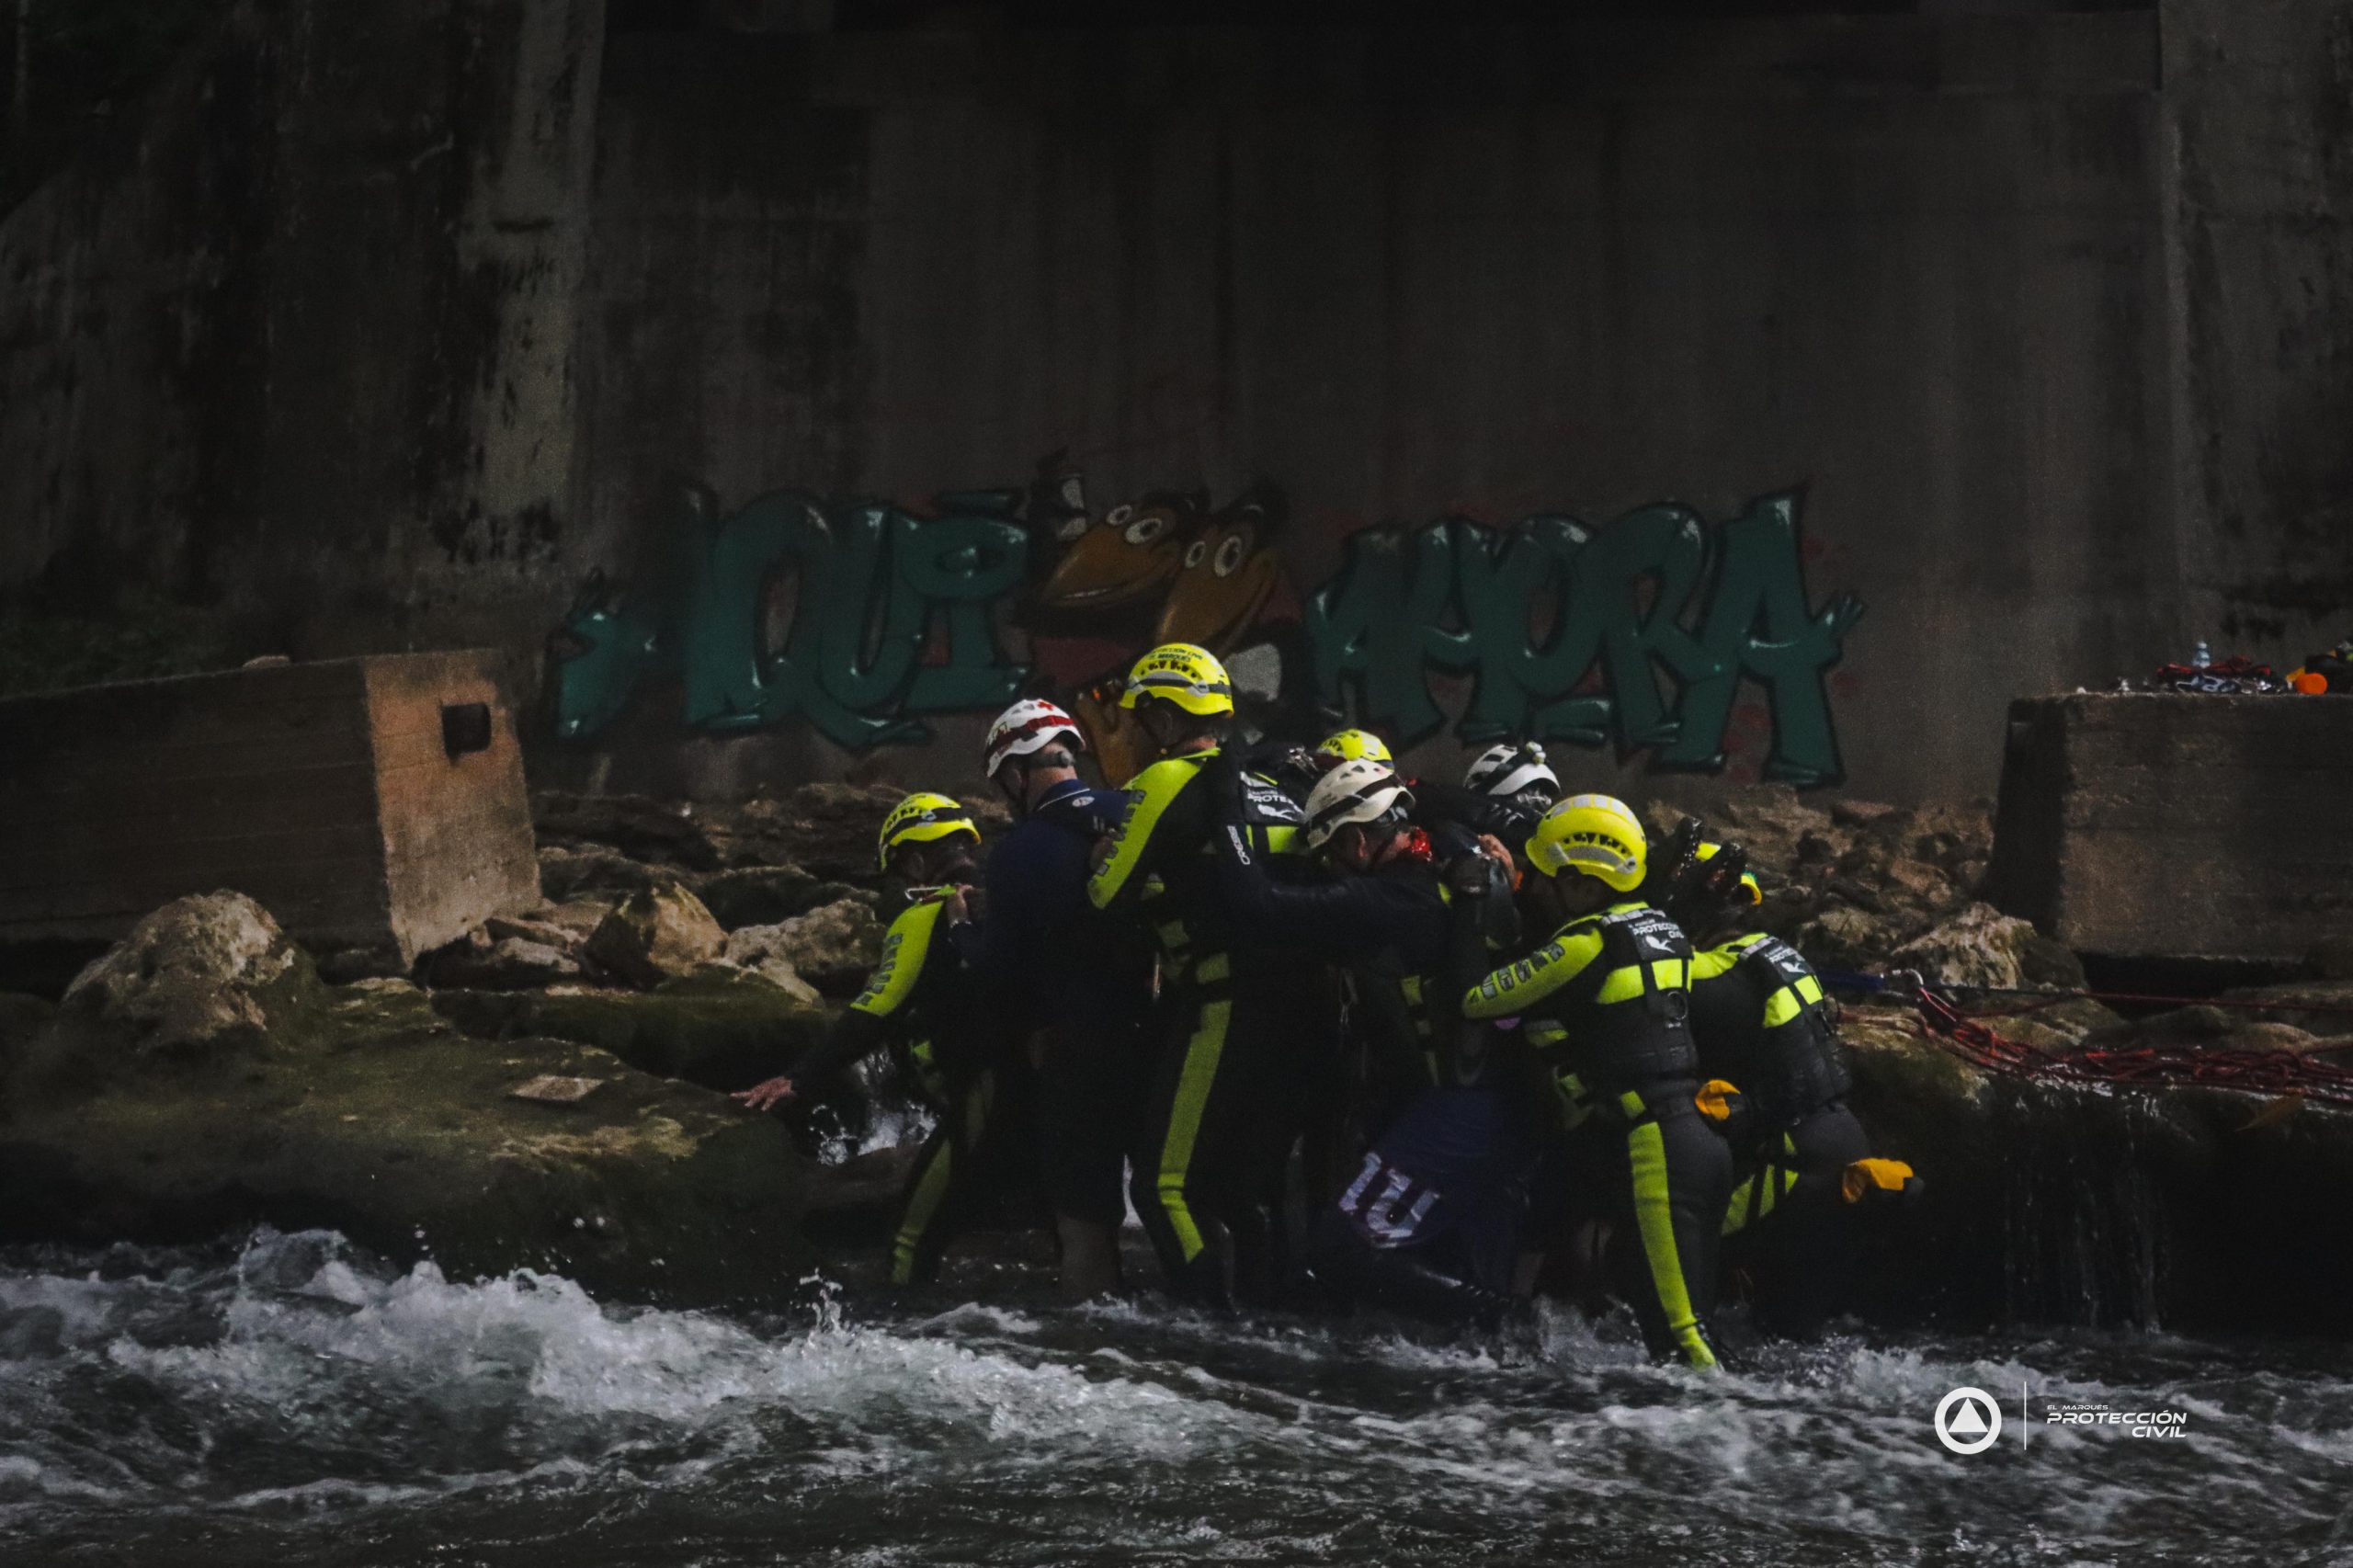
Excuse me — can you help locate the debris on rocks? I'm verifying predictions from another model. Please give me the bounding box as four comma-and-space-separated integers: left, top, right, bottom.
509, 1074, 608, 1105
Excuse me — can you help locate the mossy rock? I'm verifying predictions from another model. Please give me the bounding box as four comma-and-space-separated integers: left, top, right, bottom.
0, 903, 816, 1308
430, 965, 833, 1092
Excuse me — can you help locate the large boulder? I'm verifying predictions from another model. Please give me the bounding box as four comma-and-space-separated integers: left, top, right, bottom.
0, 897, 813, 1305
691, 866, 859, 931
586, 884, 728, 987
725, 896, 887, 996
1887, 902, 2084, 993
430, 964, 832, 1090
55, 892, 304, 1059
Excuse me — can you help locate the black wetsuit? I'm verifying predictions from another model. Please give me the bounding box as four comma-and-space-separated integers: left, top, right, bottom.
1688, 931, 1872, 1338
1462, 902, 1733, 1369
790, 892, 1024, 1286
1089, 744, 1324, 1307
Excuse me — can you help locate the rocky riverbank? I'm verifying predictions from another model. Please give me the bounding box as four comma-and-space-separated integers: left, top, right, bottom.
3, 780, 2350, 1329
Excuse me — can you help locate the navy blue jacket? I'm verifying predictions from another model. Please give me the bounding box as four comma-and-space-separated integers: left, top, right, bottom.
973, 778, 1155, 1050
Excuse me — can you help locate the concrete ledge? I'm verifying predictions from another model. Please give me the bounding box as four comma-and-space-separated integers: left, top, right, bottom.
1988, 692, 2353, 964
0, 652, 540, 962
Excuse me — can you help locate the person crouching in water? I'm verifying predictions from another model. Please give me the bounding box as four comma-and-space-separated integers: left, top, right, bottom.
1212, 757, 1530, 1328
1461, 796, 1733, 1369
733, 794, 1022, 1287
971, 699, 1156, 1297
1665, 839, 1918, 1339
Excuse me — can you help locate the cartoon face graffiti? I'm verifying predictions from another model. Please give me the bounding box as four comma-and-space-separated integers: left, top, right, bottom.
1032, 490, 1208, 614
1154, 484, 1291, 654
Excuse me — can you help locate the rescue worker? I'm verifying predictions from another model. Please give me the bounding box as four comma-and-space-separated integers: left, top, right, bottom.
1211, 758, 1529, 1327
1248, 724, 1389, 808
1674, 841, 1918, 1339
1086, 642, 1317, 1307
1460, 794, 1733, 1369
1315, 728, 1392, 767
733, 794, 1019, 1287
972, 699, 1156, 1297
1416, 740, 1561, 861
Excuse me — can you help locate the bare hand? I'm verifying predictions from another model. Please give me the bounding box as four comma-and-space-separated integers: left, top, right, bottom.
733, 1076, 798, 1112
941, 884, 972, 926
1089, 836, 1115, 872
1475, 833, 1514, 867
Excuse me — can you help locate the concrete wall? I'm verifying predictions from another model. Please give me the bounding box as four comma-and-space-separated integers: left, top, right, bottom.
6, 4, 2350, 808
2162, 1, 2353, 660
0, 0, 606, 651
563, 13, 2181, 804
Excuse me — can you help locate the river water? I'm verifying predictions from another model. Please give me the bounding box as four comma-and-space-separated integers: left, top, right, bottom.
2, 1230, 2347, 1566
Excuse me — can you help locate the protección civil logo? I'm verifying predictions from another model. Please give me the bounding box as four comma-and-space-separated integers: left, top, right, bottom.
1934, 1386, 2003, 1454
1933, 1385, 2194, 1454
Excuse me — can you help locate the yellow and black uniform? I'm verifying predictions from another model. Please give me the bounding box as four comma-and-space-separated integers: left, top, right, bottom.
1689, 931, 1897, 1338
1088, 744, 1314, 1305
790, 891, 1021, 1286
1461, 902, 1733, 1368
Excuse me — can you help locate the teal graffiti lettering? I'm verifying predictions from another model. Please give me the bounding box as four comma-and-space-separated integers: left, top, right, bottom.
551, 480, 1029, 748
1304, 525, 1460, 744
1304, 491, 1859, 785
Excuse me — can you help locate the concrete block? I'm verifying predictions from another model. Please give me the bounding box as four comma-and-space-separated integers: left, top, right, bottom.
1988, 692, 2353, 963
0, 652, 540, 963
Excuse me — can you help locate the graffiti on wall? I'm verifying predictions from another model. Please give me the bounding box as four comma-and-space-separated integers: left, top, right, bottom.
551, 480, 1035, 748
551, 459, 1864, 785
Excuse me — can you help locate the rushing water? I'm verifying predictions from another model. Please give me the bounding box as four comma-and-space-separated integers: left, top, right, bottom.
2, 1231, 2348, 1566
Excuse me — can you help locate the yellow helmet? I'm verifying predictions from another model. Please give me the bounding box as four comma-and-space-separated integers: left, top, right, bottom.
876, 791, 981, 871
1695, 840, 1763, 904
1314, 728, 1392, 766
1526, 793, 1647, 891
1118, 642, 1235, 718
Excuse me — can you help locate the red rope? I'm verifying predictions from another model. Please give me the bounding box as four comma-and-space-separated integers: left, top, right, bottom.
1908, 989, 2353, 1108
1956, 988, 2353, 1022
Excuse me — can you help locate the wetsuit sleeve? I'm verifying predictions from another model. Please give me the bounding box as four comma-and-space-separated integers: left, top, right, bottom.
1087, 760, 1199, 910
1209, 826, 1449, 962
1461, 924, 1607, 1019
790, 900, 949, 1090
1688, 943, 1743, 983
788, 1006, 891, 1094
849, 901, 946, 1020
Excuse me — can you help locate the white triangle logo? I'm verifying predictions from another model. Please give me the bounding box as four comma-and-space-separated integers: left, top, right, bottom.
1948, 1399, 1992, 1437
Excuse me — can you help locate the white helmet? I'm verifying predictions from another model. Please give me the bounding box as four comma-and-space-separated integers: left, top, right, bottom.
984, 699, 1086, 778
1303, 758, 1415, 853
1465, 740, 1558, 801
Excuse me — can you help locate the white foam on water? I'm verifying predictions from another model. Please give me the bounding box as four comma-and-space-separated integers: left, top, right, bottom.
6, 1230, 2353, 1566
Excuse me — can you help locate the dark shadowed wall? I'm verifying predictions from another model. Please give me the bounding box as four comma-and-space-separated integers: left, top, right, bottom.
564, 13, 2181, 803
6, 3, 2350, 808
